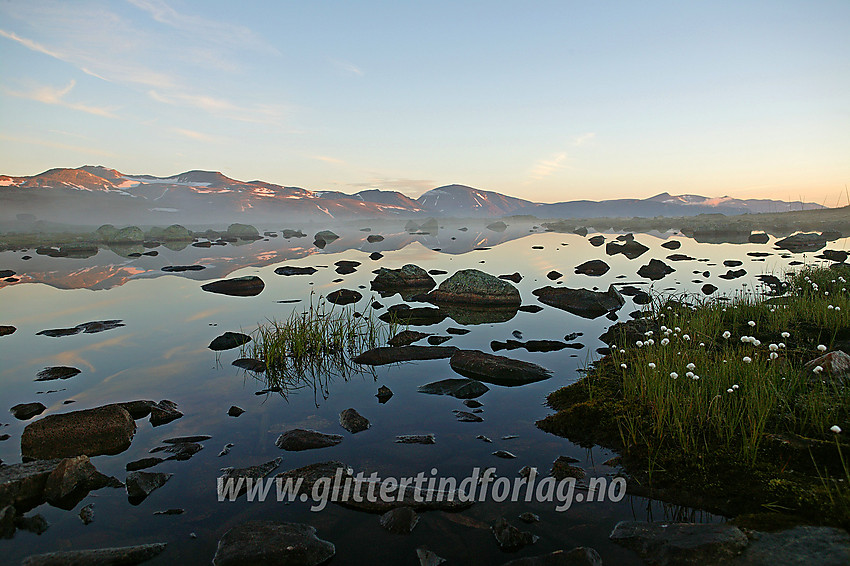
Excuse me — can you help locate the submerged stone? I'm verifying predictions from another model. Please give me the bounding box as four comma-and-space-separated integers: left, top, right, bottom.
212, 521, 334, 566
21, 543, 167, 566
275, 429, 343, 451
417, 378, 490, 399
209, 332, 252, 351
450, 350, 552, 386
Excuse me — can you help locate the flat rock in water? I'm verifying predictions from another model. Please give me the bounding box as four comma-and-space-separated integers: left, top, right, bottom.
424, 269, 521, 306
209, 332, 252, 351
502, 548, 602, 566
547, 270, 563, 280
36, 320, 124, 337
148, 400, 183, 427
723, 259, 743, 267
574, 260, 610, 276
213, 521, 335, 566
201, 276, 264, 297
492, 517, 538, 551
0, 326, 16, 337
417, 378, 490, 399
371, 264, 436, 293
232, 358, 265, 372
748, 232, 770, 244
661, 240, 681, 250
21, 404, 136, 459
551, 456, 585, 480
126, 457, 164, 471
275, 429, 343, 451
118, 400, 155, 419
493, 450, 516, 459
416, 547, 446, 566
719, 269, 747, 280
126, 471, 172, 503
775, 232, 827, 253
161, 265, 205, 272
446, 327, 471, 335
637, 259, 675, 280
702, 284, 718, 295
0, 459, 63, 508
606, 239, 649, 259
367, 234, 384, 243
334, 260, 361, 274
396, 434, 436, 444
376, 385, 393, 403
274, 266, 317, 276
327, 289, 361, 305
454, 410, 483, 422
353, 345, 458, 365
11, 402, 47, 421
227, 406, 245, 417
35, 366, 81, 382
381, 506, 419, 534
218, 458, 282, 497
388, 330, 430, 347
609, 521, 747, 566
499, 272, 523, 283
518, 305, 544, 313
588, 235, 605, 246
379, 307, 447, 325
339, 408, 370, 433
20, 543, 167, 566
532, 285, 624, 319
450, 350, 552, 386
667, 253, 695, 261
732, 525, 850, 566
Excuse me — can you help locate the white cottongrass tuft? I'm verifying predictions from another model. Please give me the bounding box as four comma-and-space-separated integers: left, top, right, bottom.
743, 356, 752, 363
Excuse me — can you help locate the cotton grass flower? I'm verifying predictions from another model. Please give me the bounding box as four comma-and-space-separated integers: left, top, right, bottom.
743, 356, 752, 363
727, 388, 734, 393
818, 344, 827, 352
661, 338, 669, 346
620, 363, 627, 369
670, 372, 678, 379
686, 363, 695, 371
770, 352, 779, 360
648, 363, 656, 369
831, 425, 842, 434
748, 320, 756, 327
813, 365, 824, 374
722, 331, 731, 339
781, 331, 790, 338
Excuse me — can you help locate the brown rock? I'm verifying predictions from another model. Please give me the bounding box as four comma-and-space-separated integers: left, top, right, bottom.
21, 405, 136, 460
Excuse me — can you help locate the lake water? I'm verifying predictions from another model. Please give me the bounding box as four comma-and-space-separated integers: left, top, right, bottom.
1, 219, 845, 564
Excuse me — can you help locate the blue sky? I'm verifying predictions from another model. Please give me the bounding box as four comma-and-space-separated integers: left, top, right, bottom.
1, 1, 848, 204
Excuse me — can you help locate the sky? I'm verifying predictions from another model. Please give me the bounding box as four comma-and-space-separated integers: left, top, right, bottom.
1, 1, 848, 205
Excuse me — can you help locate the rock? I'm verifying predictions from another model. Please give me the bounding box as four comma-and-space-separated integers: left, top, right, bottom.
748, 232, 770, 244
227, 406, 245, 417
1, 505, 15, 538
804, 350, 850, 384
487, 221, 508, 232
367, 234, 384, 243
416, 547, 446, 566
11, 402, 47, 421
126, 457, 164, 471
275, 266, 318, 276
376, 385, 393, 403
609, 521, 748, 565
282, 229, 306, 238
588, 235, 605, 246
0, 326, 16, 337
424, 269, 520, 306
209, 332, 252, 351
388, 330, 430, 346
161, 265, 205, 272
353, 345, 458, 365
667, 253, 695, 261
0, 459, 62, 508
327, 289, 361, 305
148, 400, 182, 426
107, 226, 145, 244
464, 399, 483, 408
822, 249, 849, 263
218, 458, 282, 497
334, 260, 361, 275
637, 259, 675, 280
502, 548, 602, 566
491, 339, 576, 353
275, 429, 343, 451
492, 517, 538, 550
126, 471, 172, 503
518, 305, 544, 313
35, 366, 81, 382
369, 252, 383, 260
532, 285, 625, 319
454, 410, 483, 422
499, 272, 523, 283
477, 435, 493, 443
395, 434, 436, 444
151, 442, 203, 461
202, 276, 265, 297
118, 400, 155, 419
380, 506, 419, 534
417, 378, 490, 399
313, 230, 339, 248
775, 232, 827, 252
547, 270, 563, 280
428, 335, 451, 345
550, 456, 585, 480
226, 223, 261, 239
15, 513, 49, 534
723, 259, 743, 267
379, 306, 447, 325
447, 327, 471, 335
371, 264, 436, 293
232, 358, 265, 372
43, 455, 111, 504
493, 450, 517, 459
574, 260, 610, 276
606, 239, 649, 259
733, 525, 850, 566
450, 350, 551, 386
212, 521, 334, 566
78, 503, 94, 525
36, 320, 125, 337
21, 404, 136, 459
339, 408, 370, 433
702, 284, 718, 295
661, 240, 682, 250
719, 269, 747, 280
21, 543, 167, 565
518, 512, 540, 524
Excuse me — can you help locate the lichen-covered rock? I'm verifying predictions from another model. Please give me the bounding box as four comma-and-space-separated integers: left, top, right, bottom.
371, 264, 436, 292
339, 408, 370, 433
21, 404, 136, 460
212, 521, 334, 566
226, 223, 261, 239
424, 269, 520, 306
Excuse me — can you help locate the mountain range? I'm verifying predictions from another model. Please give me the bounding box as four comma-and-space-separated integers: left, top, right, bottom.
0, 166, 825, 225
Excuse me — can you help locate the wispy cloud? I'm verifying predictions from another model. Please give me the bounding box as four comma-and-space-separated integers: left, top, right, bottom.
572, 132, 595, 146
529, 151, 569, 181
4, 79, 118, 118
311, 155, 347, 165
0, 28, 64, 59
330, 58, 364, 77
150, 90, 285, 124
172, 128, 224, 143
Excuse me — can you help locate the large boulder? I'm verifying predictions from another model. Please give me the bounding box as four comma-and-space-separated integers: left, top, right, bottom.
201, 276, 265, 297
804, 350, 850, 385
637, 259, 675, 281
574, 260, 610, 276
775, 232, 828, 253
110, 226, 145, 244
226, 223, 261, 240
450, 350, 552, 386
161, 224, 193, 241
605, 239, 649, 259
609, 521, 748, 565
532, 285, 625, 319
313, 230, 339, 248
371, 265, 436, 293
21, 404, 136, 460
0, 459, 61, 508
212, 521, 334, 566
424, 269, 520, 306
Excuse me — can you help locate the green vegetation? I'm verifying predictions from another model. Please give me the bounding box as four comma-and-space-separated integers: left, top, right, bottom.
539, 264, 850, 526
241, 294, 396, 401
